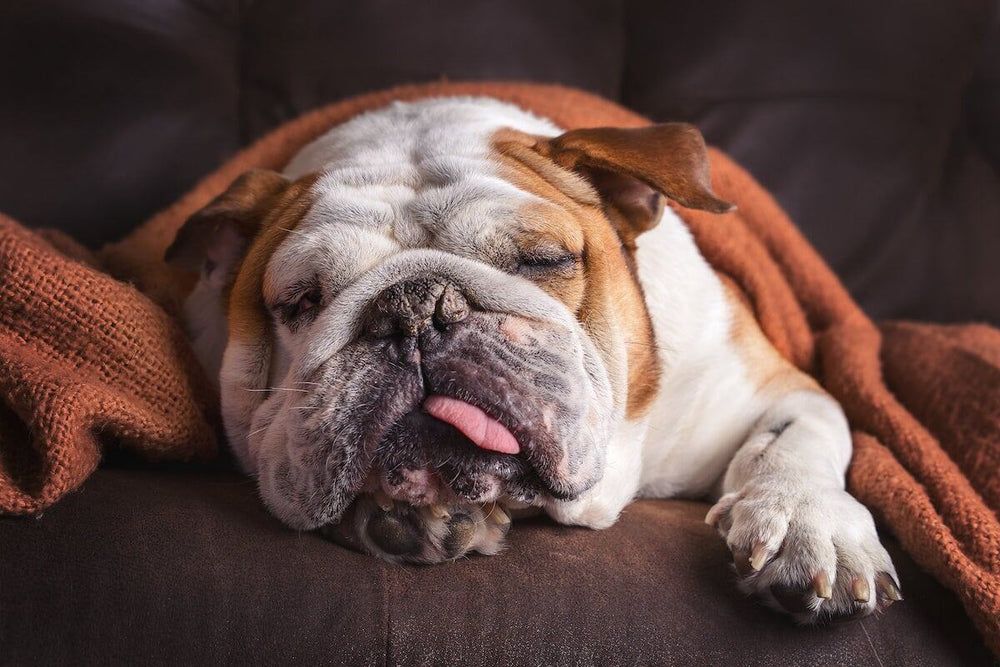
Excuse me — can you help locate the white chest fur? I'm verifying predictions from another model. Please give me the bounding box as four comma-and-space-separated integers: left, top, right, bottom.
633, 210, 767, 499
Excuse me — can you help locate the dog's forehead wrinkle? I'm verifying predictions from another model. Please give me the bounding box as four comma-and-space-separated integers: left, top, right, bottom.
265, 224, 399, 300
309, 189, 397, 227
285, 98, 560, 181
291, 179, 540, 289
407, 178, 520, 223
278, 100, 569, 293
310, 169, 538, 242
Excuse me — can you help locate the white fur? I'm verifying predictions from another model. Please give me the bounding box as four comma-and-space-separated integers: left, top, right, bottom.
186, 97, 896, 618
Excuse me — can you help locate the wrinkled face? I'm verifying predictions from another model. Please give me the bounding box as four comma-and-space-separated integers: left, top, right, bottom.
170, 99, 729, 530
254, 230, 618, 528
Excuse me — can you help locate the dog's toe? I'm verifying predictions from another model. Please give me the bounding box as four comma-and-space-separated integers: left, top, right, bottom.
320, 495, 511, 563
367, 507, 423, 556
442, 511, 478, 558
709, 482, 901, 624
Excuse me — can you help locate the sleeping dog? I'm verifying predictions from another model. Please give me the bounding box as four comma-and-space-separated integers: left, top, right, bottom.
167, 97, 901, 623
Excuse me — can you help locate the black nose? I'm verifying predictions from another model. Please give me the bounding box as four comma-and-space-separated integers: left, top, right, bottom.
365, 276, 470, 338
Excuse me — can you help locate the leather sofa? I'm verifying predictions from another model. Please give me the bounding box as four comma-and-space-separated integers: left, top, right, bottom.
2, 1, 998, 664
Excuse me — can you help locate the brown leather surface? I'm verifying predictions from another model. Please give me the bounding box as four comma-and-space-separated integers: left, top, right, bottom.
0, 465, 993, 666
1, 1, 998, 322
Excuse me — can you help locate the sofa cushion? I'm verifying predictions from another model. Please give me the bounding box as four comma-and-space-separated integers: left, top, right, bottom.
1, 465, 991, 665
0, 0, 241, 246
622, 0, 1000, 323
1, 0, 998, 323
240, 0, 626, 142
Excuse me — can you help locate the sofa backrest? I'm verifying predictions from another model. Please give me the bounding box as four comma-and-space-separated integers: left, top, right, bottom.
1, 0, 997, 322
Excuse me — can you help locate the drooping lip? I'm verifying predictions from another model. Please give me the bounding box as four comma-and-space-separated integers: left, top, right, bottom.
418, 360, 598, 501
422, 395, 521, 455
305, 347, 595, 509
357, 387, 588, 506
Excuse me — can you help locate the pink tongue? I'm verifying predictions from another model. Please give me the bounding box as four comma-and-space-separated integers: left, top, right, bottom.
423, 396, 521, 455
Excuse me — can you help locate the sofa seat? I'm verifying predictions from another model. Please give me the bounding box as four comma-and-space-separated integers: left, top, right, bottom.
2, 465, 991, 665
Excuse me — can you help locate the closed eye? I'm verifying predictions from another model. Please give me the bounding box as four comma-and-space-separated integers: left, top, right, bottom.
518, 251, 580, 274
273, 283, 323, 329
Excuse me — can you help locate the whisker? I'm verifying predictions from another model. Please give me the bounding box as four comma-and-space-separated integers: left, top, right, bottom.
481, 502, 499, 526
246, 424, 271, 438
242, 386, 309, 393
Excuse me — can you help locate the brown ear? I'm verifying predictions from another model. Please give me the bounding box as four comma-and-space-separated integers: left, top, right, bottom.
166, 169, 289, 276
534, 123, 735, 237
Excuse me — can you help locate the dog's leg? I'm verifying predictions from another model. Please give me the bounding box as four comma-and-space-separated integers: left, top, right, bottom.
706, 389, 902, 622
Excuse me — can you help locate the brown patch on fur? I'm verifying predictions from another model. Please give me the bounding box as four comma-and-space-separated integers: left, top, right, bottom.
721, 278, 820, 397
227, 174, 320, 344
534, 124, 734, 216
492, 131, 662, 419
492, 129, 601, 206
166, 169, 291, 273
514, 201, 586, 309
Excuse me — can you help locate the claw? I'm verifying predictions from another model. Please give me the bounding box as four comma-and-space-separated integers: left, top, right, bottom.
749, 544, 769, 571
876, 573, 903, 601
733, 549, 754, 577
851, 577, 871, 603
813, 571, 833, 599
484, 502, 510, 527
443, 512, 476, 558
705, 504, 724, 528
373, 490, 394, 512
429, 504, 451, 521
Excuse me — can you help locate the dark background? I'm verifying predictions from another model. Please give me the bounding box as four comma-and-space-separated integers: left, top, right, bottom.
1, 0, 998, 322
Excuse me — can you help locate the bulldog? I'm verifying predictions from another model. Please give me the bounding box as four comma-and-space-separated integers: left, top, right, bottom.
167, 97, 901, 622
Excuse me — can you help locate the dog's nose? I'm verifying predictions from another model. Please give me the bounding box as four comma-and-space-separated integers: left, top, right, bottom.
366, 276, 470, 338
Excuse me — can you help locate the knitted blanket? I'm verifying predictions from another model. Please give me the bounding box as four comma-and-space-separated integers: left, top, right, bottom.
2, 82, 998, 654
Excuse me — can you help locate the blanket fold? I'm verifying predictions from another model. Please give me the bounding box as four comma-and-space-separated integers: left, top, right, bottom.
0, 216, 217, 514
1, 82, 997, 654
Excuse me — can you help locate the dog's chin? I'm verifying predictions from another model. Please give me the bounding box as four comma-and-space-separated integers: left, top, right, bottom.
360, 409, 552, 507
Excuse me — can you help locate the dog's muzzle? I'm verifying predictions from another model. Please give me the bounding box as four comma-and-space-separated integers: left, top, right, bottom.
361, 272, 595, 500
256, 261, 613, 530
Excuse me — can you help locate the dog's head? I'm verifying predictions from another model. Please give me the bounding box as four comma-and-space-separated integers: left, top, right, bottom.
168, 100, 732, 530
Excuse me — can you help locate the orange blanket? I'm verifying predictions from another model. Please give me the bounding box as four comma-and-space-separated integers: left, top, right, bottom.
2, 82, 998, 653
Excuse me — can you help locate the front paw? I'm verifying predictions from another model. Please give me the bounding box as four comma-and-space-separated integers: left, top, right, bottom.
706, 479, 902, 623
319, 493, 511, 563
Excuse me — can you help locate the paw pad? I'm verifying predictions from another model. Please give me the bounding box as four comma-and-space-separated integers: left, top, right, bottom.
367, 507, 422, 556
320, 495, 511, 563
